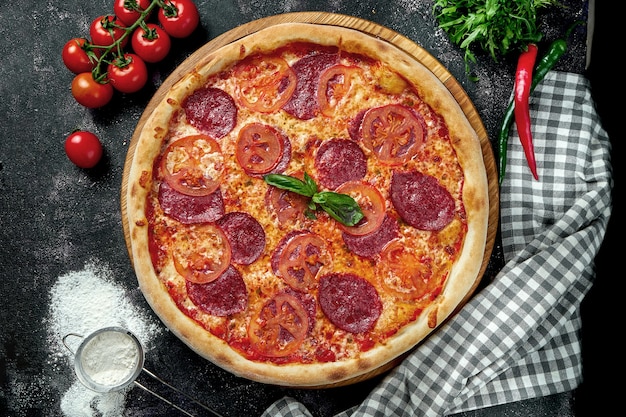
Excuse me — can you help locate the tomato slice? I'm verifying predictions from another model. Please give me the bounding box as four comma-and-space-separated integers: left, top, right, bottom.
236, 123, 284, 175
317, 65, 361, 117
172, 223, 231, 284
266, 170, 309, 226
360, 104, 425, 165
379, 240, 438, 300
160, 135, 224, 196
233, 56, 297, 113
266, 184, 309, 227
248, 293, 309, 357
278, 233, 331, 291
335, 181, 386, 236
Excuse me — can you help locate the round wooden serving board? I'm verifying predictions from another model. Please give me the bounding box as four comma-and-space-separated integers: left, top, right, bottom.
121, 12, 499, 387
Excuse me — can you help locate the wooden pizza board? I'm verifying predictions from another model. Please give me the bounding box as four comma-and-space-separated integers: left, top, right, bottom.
120, 12, 499, 387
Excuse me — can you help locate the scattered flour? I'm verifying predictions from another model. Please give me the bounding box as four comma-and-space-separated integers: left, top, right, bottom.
46, 259, 162, 416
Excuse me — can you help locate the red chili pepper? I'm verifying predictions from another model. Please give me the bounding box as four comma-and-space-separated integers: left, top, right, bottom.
514, 43, 539, 180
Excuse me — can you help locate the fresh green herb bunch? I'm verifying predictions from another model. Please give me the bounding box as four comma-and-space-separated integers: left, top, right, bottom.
433, 0, 560, 73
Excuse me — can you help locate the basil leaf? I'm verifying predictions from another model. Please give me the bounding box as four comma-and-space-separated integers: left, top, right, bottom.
264, 174, 316, 197
313, 191, 364, 227
264, 172, 364, 227
303, 172, 318, 195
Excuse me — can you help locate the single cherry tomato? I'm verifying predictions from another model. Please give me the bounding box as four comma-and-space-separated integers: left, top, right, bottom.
360, 104, 426, 165
160, 135, 224, 196
278, 233, 331, 291
172, 224, 231, 284
233, 55, 297, 113
131, 23, 171, 63
107, 53, 148, 93
158, 0, 200, 38
89, 15, 128, 47
335, 181, 386, 236
62, 38, 98, 74
248, 293, 309, 357
71, 73, 114, 108
64, 131, 103, 168
236, 123, 285, 175
113, 0, 151, 27
318, 65, 361, 117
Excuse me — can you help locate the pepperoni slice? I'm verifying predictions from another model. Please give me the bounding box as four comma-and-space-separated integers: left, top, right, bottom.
390, 170, 455, 231
314, 139, 367, 190
172, 223, 231, 284
359, 104, 426, 166
342, 215, 399, 259
236, 123, 288, 176
319, 273, 382, 334
186, 266, 247, 316
158, 181, 224, 224
248, 293, 309, 358
272, 231, 331, 292
283, 52, 338, 120
216, 212, 265, 265
160, 135, 224, 197
182, 87, 237, 139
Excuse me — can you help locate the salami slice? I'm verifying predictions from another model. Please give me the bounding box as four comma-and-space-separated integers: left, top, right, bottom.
158, 181, 224, 224
315, 138, 367, 189
182, 87, 237, 139
342, 215, 399, 259
216, 212, 266, 265
186, 266, 247, 316
319, 273, 382, 334
390, 170, 455, 231
283, 52, 338, 120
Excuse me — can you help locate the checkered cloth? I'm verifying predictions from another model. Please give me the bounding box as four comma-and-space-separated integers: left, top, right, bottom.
262, 71, 613, 416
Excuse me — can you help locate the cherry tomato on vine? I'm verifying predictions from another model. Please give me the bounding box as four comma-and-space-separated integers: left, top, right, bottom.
62, 38, 98, 74
114, 0, 151, 27
71, 73, 114, 108
89, 15, 128, 47
107, 53, 148, 93
65, 131, 103, 168
158, 0, 200, 38
131, 23, 171, 63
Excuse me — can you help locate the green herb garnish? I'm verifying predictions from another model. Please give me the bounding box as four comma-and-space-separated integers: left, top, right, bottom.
433, 0, 560, 75
264, 172, 364, 227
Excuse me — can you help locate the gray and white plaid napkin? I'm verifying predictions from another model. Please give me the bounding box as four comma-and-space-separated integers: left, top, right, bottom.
262, 71, 613, 417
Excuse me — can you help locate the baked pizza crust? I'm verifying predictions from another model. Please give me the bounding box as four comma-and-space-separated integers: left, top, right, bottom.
126, 22, 489, 387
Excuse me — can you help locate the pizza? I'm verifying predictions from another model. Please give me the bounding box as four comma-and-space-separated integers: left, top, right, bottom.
124, 22, 489, 387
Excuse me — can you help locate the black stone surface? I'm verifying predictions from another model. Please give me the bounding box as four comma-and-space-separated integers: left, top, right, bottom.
1, 1, 612, 416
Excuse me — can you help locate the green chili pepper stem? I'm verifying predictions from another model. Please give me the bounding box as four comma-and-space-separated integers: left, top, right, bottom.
497, 20, 583, 185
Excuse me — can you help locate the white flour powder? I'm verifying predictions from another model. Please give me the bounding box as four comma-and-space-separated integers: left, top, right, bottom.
45, 259, 162, 416
80, 330, 141, 387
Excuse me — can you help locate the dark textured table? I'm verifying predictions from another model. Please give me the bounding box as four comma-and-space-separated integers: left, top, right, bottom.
1, 1, 615, 416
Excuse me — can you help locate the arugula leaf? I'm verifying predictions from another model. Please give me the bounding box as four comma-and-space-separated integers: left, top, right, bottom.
433, 0, 560, 74
264, 173, 364, 227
